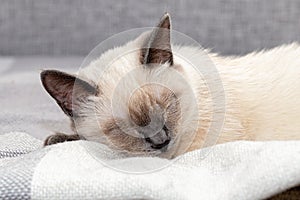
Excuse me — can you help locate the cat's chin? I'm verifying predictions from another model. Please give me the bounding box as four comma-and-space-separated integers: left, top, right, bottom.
146, 143, 181, 159
125, 150, 175, 159
110, 147, 177, 159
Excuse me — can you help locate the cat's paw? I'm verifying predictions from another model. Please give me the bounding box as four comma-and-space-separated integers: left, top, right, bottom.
44, 133, 80, 146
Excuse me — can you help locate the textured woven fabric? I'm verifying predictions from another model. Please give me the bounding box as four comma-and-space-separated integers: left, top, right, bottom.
1, 0, 300, 56
0, 132, 42, 158
0, 132, 45, 200
0, 132, 300, 200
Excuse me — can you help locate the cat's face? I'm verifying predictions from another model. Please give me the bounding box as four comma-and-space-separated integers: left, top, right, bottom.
100, 83, 181, 155
41, 13, 199, 158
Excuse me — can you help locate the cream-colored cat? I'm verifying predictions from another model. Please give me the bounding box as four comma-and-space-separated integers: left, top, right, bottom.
41, 13, 300, 158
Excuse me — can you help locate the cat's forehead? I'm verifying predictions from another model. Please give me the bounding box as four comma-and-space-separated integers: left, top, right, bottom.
128, 85, 179, 123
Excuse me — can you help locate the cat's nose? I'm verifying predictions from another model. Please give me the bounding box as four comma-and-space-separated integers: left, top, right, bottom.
150, 138, 171, 150
145, 128, 171, 150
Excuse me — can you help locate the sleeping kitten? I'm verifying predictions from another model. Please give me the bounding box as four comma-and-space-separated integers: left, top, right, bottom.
41, 13, 300, 158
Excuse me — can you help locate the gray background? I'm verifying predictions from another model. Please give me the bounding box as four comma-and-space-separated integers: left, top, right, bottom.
1, 0, 300, 56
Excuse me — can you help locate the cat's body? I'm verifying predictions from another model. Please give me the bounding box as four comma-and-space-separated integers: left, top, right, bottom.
42, 13, 300, 158
204, 44, 300, 150
212, 44, 300, 142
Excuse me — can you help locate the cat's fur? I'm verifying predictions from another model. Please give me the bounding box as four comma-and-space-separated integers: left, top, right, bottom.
41, 13, 300, 158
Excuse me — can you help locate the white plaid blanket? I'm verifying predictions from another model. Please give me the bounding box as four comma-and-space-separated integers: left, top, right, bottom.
1, 132, 300, 200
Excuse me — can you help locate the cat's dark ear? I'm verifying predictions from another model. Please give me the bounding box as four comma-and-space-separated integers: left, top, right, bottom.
41, 70, 97, 117
141, 13, 173, 65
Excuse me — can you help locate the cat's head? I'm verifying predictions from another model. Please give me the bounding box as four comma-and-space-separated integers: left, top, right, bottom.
41, 13, 201, 158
